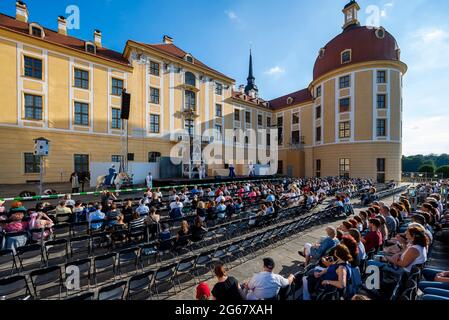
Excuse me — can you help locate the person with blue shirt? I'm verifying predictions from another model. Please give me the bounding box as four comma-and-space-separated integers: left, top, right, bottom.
191, 185, 199, 196
216, 200, 227, 220
299, 227, 339, 266
266, 191, 276, 203
159, 223, 171, 241
89, 204, 105, 231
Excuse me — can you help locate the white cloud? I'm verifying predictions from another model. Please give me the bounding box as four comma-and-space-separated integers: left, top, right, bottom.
405, 27, 449, 70
225, 10, 238, 20
403, 116, 449, 155
264, 66, 285, 76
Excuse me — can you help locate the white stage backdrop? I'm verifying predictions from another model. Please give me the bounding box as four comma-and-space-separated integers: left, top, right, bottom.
90, 162, 160, 187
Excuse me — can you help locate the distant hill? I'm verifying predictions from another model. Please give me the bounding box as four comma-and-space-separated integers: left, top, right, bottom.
402, 154, 449, 172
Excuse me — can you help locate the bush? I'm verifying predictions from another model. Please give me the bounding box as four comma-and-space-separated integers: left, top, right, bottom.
418, 165, 435, 174
436, 166, 449, 178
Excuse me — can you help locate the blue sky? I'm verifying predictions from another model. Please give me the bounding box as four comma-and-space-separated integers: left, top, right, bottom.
1, 0, 449, 156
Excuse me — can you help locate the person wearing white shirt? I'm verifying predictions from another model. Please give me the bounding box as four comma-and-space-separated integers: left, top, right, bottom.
243, 258, 294, 300
170, 198, 184, 211
215, 193, 225, 204
64, 195, 75, 207
145, 172, 153, 189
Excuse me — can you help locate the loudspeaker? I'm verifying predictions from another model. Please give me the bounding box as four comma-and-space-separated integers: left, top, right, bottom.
121, 92, 131, 120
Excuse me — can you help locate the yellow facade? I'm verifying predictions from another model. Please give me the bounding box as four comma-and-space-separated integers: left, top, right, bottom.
0, 1, 407, 185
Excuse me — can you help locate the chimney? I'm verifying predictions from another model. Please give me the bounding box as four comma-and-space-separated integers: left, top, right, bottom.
58, 16, 67, 36
16, 1, 28, 23
163, 35, 173, 45
94, 29, 102, 48
238, 85, 245, 94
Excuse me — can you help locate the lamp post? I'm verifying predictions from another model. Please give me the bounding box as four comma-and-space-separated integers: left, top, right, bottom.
34, 137, 50, 195
182, 108, 199, 179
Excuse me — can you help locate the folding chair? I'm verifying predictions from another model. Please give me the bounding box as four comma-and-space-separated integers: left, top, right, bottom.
153, 263, 177, 299
0, 249, 18, 277
97, 281, 127, 300
71, 222, 89, 238
93, 253, 117, 286
224, 240, 242, 267
52, 223, 71, 240
56, 213, 71, 224
91, 232, 111, 254
193, 250, 214, 279
30, 265, 63, 300
117, 247, 141, 276
139, 243, 158, 269
64, 258, 92, 296
69, 236, 91, 258
44, 239, 68, 266
156, 239, 176, 263
65, 291, 95, 300
0, 275, 33, 300
173, 256, 197, 291
128, 226, 147, 244
127, 271, 154, 300
211, 246, 228, 264
16, 244, 44, 272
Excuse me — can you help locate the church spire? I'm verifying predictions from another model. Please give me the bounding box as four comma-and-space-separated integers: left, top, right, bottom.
245, 49, 258, 96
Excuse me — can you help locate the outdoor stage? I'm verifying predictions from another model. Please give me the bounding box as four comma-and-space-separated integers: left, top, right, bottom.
152, 175, 279, 188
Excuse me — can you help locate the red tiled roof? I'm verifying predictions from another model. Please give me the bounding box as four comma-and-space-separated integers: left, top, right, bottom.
268, 88, 313, 110
313, 26, 400, 80
231, 91, 269, 108
134, 41, 234, 81
0, 13, 130, 67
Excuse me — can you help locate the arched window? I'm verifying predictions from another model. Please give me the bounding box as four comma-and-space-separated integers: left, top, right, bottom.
185, 72, 196, 87
185, 90, 196, 110
85, 42, 96, 54
148, 152, 161, 163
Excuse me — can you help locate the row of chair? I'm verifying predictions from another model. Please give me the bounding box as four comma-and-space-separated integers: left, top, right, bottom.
0, 204, 341, 300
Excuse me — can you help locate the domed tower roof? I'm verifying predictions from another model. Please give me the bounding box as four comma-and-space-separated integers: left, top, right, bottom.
313, 25, 401, 80
313, 1, 402, 81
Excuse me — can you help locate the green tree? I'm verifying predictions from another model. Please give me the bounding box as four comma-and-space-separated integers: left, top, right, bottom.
418, 164, 435, 174
436, 166, 449, 178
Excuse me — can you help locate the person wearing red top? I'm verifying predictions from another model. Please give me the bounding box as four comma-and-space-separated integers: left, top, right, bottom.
362, 218, 383, 252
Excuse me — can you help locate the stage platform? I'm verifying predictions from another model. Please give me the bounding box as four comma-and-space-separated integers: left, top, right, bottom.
153, 175, 280, 188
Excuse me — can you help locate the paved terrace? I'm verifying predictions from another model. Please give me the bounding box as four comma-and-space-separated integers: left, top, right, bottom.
168, 191, 403, 300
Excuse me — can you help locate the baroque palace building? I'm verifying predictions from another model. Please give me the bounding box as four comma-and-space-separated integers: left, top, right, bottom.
0, 0, 407, 185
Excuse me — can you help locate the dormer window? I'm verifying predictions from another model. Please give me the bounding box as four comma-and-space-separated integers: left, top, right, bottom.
287, 97, 294, 105
29, 23, 44, 39
341, 49, 352, 64
185, 54, 194, 63
85, 42, 96, 54
375, 27, 386, 39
